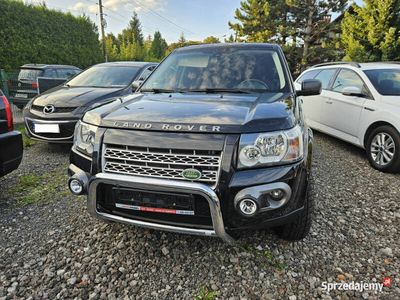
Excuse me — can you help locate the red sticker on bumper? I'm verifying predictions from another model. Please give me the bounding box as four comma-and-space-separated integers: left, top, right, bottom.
115, 203, 194, 215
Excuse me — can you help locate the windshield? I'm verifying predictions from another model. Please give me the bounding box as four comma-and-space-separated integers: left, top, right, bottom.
140, 46, 289, 93
67, 66, 141, 88
364, 69, 400, 96
18, 69, 43, 81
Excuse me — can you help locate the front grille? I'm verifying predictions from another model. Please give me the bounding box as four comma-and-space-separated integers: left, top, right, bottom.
31, 104, 77, 113
26, 119, 76, 139
103, 144, 222, 186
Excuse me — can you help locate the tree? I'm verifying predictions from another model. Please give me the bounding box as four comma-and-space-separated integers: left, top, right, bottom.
290, 0, 347, 66
203, 36, 220, 44
342, 0, 400, 62
229, 0, 292, 43
224, 34, 235, 43
119, 12, 144, 47
105, 33, 120, 61
229, 0, 347, 72
150, 31, 168, 59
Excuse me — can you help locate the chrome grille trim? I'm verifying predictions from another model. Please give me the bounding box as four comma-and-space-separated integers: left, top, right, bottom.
102, 144, 222, 186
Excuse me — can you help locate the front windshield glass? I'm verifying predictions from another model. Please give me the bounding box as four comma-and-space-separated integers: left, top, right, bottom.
67, 66, 141, 88
365, 69, 400, 96
140, 46, 289, 93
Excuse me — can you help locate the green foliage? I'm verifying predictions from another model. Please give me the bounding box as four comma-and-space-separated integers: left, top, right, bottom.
224, 34, 236, 43
105, 14, 168, 62
12, 166, 71, 205
342, 1, 400, 62
229, 0, 347, 73
194, 287, 218, 300
203, 36, 220, 44
150, 31, 168, 59
0, 0, 103, 70
14, 123, 36, 148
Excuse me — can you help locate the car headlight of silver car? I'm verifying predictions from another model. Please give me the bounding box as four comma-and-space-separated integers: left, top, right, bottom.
73, 121, 98, 156
238, 125, 304, 169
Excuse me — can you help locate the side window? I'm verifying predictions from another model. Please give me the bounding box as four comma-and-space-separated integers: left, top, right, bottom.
314, 69, 337, 89
43, 69, 56, 78
138, 66, 156, 81
332, 69, 365, 93
297, 70, 320, 83
57, 69, 76, 79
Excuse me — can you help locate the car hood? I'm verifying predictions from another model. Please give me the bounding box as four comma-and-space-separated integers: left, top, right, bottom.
32, 86, 124, 108
83, 92, 296, 134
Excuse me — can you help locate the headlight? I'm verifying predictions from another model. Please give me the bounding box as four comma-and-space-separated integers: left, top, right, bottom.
238, 126, 304, 169
73, 121, 98, 156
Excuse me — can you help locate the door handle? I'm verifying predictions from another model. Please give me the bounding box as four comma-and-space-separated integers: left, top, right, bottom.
326, 101, 333, 104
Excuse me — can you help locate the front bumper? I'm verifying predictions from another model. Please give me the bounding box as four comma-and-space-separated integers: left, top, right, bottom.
24, 117, 78, 142
87, 173, 236, 244
69, 153, 309, 243
0, 131, 23, 177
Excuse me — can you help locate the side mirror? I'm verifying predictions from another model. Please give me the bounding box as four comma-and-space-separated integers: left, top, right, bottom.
132, 80, 143, 91
342, 86, 365, 97
297, 79, 322, 96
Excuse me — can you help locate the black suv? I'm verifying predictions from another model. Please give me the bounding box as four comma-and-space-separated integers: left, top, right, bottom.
9, 64, 81, 109
23, 62, 157, 143
67, 44, 321, 243
0, 90, 23, 177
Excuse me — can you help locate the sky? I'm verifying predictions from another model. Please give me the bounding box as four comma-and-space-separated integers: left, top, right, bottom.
25, 0, 364, 43
25, 0, 242, 43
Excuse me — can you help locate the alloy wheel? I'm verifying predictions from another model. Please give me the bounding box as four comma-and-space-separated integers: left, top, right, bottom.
370, 132, 396, 166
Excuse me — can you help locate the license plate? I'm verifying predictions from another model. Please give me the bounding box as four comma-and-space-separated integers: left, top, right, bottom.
34, 123, 60, 133
115, 203, 195, 215
15, 93, 28, 98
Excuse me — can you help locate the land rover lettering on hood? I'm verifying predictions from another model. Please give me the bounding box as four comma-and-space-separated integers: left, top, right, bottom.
68, 43, 322, 243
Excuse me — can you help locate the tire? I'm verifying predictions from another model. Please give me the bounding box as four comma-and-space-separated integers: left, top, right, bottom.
366, 125, 400, 173
16, 104, 25, 110
274, 177, 314, 241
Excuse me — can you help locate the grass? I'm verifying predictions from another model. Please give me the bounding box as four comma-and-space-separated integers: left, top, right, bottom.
241, 244, 286, 271
194, 286, 218, 300
12, 167, 70, 205
14, 123, 36, 148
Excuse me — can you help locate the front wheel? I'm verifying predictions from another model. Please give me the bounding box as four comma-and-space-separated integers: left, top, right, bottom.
366, 126, 400, 173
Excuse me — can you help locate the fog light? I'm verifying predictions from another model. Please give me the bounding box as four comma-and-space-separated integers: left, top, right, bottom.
69, 178, 83, 195
270, 189, 285, 200
238, 198, 258, 216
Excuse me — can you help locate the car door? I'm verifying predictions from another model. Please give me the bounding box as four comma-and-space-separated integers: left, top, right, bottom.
302, 68, 337, 127
321, 68, 370, 138
295, 69, 321, 124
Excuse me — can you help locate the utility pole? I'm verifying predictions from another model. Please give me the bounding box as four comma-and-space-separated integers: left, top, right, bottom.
98, 0, 108, 62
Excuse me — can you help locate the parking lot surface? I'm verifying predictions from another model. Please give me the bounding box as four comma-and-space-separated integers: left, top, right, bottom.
0, 133, 399, 300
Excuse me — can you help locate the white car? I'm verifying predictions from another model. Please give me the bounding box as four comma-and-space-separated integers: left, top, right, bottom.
295, 62, 400, 173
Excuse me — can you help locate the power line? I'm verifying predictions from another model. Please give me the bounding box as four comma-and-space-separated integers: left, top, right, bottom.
131, 0, 196, 36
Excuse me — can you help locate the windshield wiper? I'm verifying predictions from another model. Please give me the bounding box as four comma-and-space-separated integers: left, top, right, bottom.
182, 88, 255, 94
140, 88, 180, 94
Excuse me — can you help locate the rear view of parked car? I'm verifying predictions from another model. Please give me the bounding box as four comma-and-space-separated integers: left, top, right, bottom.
0, 90, 23, 177
295, 62, 400, 173
9, 64, 81, 109
23, 62, 157, 143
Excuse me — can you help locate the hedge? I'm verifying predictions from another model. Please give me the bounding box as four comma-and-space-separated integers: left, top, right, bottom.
0, 0, 103, 70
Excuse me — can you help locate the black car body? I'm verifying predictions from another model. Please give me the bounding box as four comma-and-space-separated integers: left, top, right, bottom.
0, 90, 23, 177
23, 62, 157, 143
9, 64, 81, 109
67, 44, 321, 243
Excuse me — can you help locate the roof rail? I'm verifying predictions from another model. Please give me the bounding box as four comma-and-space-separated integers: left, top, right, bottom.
312, 61, 361, 68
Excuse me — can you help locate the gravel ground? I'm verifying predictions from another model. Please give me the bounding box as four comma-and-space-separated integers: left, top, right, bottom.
0, 133, 399, 300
